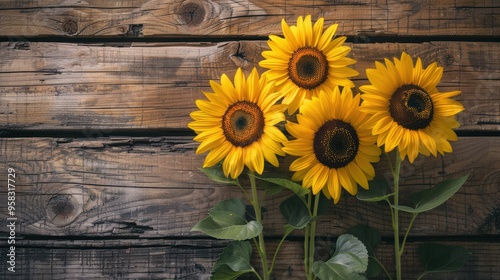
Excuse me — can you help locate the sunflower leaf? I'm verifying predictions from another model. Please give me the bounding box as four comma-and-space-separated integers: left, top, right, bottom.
346, 225, 380, 257
417, 243, 471, 275
192, 199, 262, 240
356, 179, 392, 202
280, 195, 311, 229
209, 199, 247, 227
254, 175, 310, 197
347, 225, 383, 278
201, 165, 239, 185
211, 241, 256, 280
260, 180, 283, 196
312, 234, 368, 280
392, 175, 468, 213
192, 217, 262, 241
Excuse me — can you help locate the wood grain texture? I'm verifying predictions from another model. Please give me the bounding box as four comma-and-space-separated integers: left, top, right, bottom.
0, 239, 498, 279
0, 41, 498, 132
0, 136, 498, 238
0, 0, 497, 37
0, 1, 498, 278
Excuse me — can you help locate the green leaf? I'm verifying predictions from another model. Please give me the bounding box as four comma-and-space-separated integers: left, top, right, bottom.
211, 241, 256, 280
393, 175, 469, 213
313, 234, 368, 280
313, 261, 367, 280
254, 175, 310, 197
346, 225, 380, 256
418, 243, 471, 274
192, 217, 262, 240
209, 199, 247, 227
280, 195, 311, 229
260, 180, 283, 196
201, 165, 239, 185
347, 225, 383, 278
366, 258, 383, 279
357, 179, 392, 202
192, 199, 262, 240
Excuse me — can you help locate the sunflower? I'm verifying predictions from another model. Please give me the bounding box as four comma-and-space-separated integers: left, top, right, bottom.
359, 52, 465, 163
188, 68, 288, 179
259, 15, 358, 114
282, 87, 381, 203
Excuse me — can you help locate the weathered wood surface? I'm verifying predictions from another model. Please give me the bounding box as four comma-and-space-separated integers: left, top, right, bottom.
1, 41, 499, 132
0, 0, 498, 37
0, 239, 498, 279
0, 136, 498, 238
0, 0, 498, 279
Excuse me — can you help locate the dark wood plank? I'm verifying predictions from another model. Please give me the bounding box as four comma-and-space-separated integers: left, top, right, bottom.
0, 239, 498, 279
0, 41, 498, 132
0, 136, 498, 238
0, 0, 497, 38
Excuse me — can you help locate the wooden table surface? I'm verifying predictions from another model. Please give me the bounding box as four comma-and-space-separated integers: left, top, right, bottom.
0, 1, 498, 279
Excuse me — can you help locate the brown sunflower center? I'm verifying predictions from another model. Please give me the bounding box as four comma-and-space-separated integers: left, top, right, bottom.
222, 101, 265, 147
389, 84, 434, 130
288, 47, 329, 90
314, 119, 359, 169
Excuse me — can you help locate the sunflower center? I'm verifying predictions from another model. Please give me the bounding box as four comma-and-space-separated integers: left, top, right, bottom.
389, 84, 434, 130
222, 101, 265, 147
314, 119, 359, 169
288, 47, 329, 90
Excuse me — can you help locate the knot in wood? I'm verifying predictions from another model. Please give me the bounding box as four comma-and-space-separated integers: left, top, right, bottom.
179, 1, 206, 26
62, 20, 78, 35
126, 24, 143, 37
46, 193, 82, 226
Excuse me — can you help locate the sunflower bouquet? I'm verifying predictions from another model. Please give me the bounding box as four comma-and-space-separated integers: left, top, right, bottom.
189, 15, 469, 280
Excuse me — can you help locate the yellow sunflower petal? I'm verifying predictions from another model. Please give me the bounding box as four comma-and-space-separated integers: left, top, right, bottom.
204, 141, 232, 167
318, 23, 338, 50
312, 17, 324, 46
283, 85, 380, 203
188, 67, 287, 179
281, 18, 299, 50
327, 169, 342, 204
289, 153, 317, 171
360, 51, 464, 162
223, 146, 244, 179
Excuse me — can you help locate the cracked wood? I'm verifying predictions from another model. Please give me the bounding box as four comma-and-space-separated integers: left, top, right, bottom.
0, 0, 497, 37
0, 136, 498, 238
0, 41, 498, 132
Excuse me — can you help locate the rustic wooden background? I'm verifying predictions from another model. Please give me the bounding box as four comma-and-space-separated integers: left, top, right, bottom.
0, 1, 498, 279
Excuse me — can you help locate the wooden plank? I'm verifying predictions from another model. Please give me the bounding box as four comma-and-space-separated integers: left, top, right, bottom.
0, 239, 498, 279
0, 0, 497, 38
0, 41, 498, 132
0, 136, 498, 238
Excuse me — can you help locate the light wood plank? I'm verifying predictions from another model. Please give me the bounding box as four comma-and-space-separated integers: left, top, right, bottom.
0, 41, 498, 132
1, 239, 498, 279
0, 136, 498, 238
0, 0, 497, 37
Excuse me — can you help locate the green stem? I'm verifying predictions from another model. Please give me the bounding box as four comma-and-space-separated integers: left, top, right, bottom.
392, 150, 402, 280
371, 256, 393, 280
304, 194, 312, 277
252, 269, 264, 280
269, 231, 290, 274
416, 272, 427, 280
400, 213, 418, 255
249, 172, 269, 280
235, 179, 253, 205
307, 194, 321, 280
